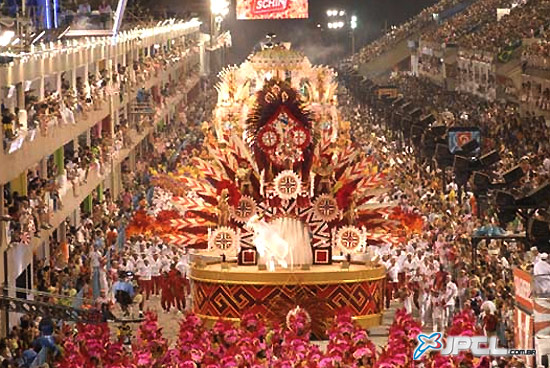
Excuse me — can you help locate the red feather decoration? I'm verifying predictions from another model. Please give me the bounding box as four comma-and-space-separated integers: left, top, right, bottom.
335, 182, 357, 210
216, 180, 242, 207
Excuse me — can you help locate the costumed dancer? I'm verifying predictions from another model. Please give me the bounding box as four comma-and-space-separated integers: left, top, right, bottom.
402, 252, 419, 309
160, 269, 175, 312
137, 258, 152, 300
419, 275, 432, 327
149, 253, 162, 296
175, 253, 190, 311
384, 257, 399, 309
401, 282, 414, 315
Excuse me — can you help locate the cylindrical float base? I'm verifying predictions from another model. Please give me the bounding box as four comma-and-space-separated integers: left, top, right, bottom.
190, 263, 386, 328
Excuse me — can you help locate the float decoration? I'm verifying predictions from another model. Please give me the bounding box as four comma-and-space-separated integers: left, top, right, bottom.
142, 46, 400, 260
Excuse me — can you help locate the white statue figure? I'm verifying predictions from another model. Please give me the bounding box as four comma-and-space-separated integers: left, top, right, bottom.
247, 215, 289, 271
246, 215, 312, 271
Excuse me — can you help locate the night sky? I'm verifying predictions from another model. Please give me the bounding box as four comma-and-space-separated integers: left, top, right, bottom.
145, 0, 437, 64
221, 0, 437, 64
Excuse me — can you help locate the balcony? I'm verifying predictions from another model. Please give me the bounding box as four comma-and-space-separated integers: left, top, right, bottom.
0, 54, 194, 185
5, 74, 199, 284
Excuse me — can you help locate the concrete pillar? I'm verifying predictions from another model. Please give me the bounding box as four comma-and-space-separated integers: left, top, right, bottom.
0, 184, 7, 337
56, 73, 62, 94
83, 63, 89, 95
16, 82, 25, 110
129, 150, 136, 171
40, 158, 48, 179
58, 221, 67, 244
38, 76, 45, 100
0, 184, 6, 249
72, 138, 79, 157
70, 68, 77, 94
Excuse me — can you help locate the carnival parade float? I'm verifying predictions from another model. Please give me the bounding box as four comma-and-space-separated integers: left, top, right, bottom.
139, 45, 402, 332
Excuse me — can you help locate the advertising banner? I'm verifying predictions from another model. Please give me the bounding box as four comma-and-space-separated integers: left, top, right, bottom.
513, 268, 535, 366
514, 308, 535, 367
514, 268, 534, 312
237, 0, 309, 20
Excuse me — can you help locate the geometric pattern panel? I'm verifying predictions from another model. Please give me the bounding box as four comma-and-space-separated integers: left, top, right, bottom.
192, 278, 385, 320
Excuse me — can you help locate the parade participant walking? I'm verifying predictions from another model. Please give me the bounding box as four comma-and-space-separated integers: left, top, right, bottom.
431, 288, 445, 332
160, 269, 175, 312
419, 275, 432, 327
444, 274, 458, 326
137, 258, 152, 300
149, 253, 162, 296
384, 257, 399, 308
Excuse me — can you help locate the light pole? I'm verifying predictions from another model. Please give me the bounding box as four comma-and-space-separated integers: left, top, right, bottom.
326, 9, 358, 55
210, 0, 229, 71
350, 15, 357, 54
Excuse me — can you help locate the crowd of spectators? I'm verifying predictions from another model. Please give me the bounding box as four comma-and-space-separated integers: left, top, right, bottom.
343, 45, 550, 339
389, 73, 550, 170
418, 54, 444, 76
422, 0, 514, 45
0, 75, 213, 367
460, 0, 550, 53
1, 40, 195, 152
1, 42, 199, 252
522, 39, 550, 70
350, 0, 462, 65
521, 78, 550, 112
339, 70, 543, 364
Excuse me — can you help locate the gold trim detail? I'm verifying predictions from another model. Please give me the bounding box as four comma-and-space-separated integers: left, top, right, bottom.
189, 264, 386, 285
352, 314, 384, 328
194, 313, 384, 329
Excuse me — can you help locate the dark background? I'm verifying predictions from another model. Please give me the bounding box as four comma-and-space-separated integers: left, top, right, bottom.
145, 0, 437, 64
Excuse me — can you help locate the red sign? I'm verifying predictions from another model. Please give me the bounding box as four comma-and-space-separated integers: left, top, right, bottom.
514, 308, 534, 367
237, 0, 309, 20
253, 0, 288, 15
514, 268, 534, 312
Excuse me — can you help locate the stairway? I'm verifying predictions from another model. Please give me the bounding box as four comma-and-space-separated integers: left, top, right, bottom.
357, 38, 413, 79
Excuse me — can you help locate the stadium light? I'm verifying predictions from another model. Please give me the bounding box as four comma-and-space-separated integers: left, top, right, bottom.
211, 0, 229, 16
351, 15, 357, 29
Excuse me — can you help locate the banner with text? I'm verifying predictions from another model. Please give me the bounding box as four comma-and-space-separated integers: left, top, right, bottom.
237, 0, 309, 20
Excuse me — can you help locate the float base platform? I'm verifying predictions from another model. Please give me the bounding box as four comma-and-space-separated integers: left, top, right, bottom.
189, 263, 386, 328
